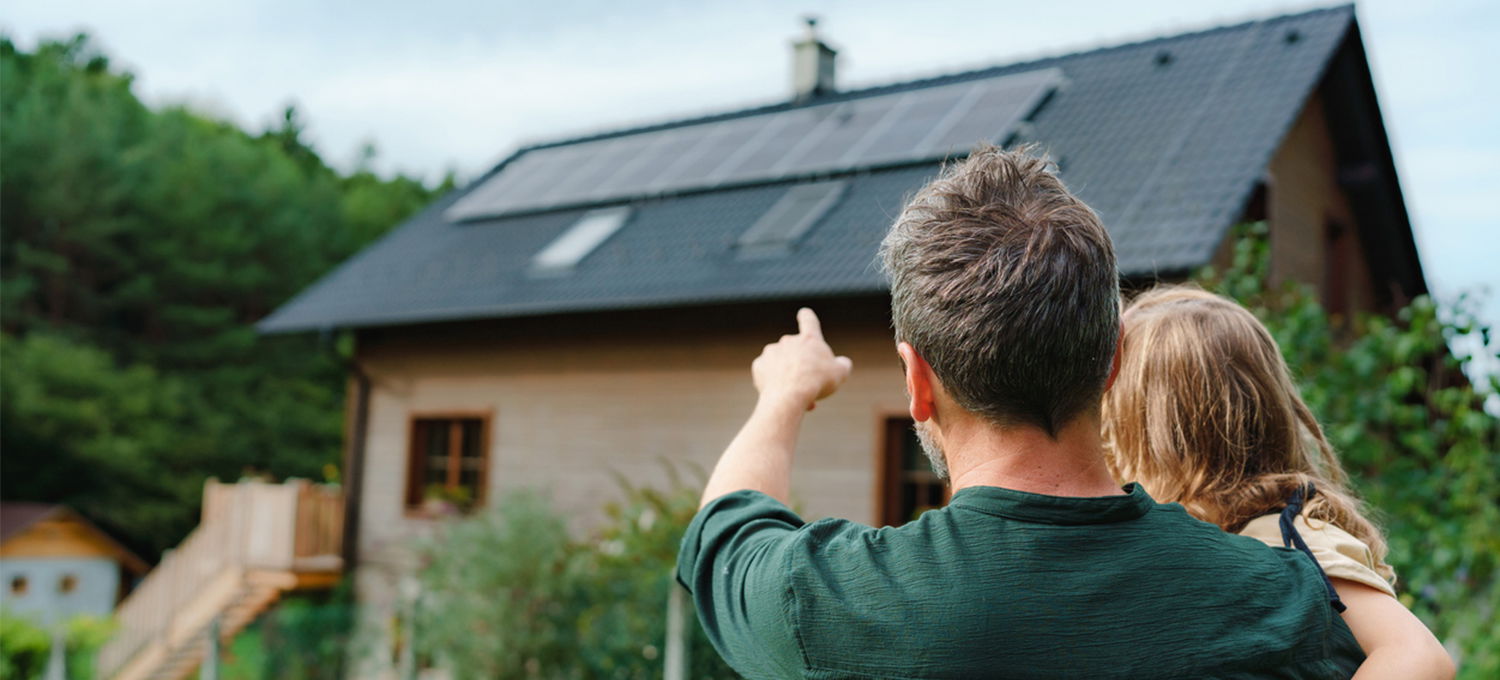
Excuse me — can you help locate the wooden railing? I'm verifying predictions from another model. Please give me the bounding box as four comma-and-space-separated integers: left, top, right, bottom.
97, 479, 343, 679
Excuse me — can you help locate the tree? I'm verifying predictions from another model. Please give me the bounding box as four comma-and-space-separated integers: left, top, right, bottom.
0, 34, 443, 558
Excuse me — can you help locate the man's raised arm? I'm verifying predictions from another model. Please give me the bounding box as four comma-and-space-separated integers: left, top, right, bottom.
699, 308, 853, 508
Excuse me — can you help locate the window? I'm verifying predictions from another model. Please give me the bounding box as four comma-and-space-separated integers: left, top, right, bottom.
59, 574, 78, 594
406, 415, 490, 514
9, 575, 27, 596
878, 417, 949, 526
530, 206, 632, 275
736, 180, 846, 258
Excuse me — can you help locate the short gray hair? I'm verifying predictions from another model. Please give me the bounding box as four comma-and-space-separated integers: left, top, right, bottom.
880, 145, 1119, 436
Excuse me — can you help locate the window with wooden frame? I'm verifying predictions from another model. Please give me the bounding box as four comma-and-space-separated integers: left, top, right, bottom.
406, 414, 490, 515
878, 416, 949, 527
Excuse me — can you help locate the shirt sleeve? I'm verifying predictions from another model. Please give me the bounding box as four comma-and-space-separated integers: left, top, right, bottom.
676, 490, 808, 678
1239, 514, 1397, 597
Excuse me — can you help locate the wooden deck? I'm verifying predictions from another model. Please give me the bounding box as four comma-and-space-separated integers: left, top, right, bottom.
97, 479, 343, 680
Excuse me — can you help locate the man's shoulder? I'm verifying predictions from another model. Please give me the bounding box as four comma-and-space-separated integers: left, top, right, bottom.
778, 502, 1362, 678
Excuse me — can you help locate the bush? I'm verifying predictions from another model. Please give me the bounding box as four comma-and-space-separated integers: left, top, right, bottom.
220, 584, 356, 680
412, 490, 580, 677
1196, 223, 1499, 677
571, 472, 738, 679
409, 475, 736, 679
0, 611, 114, 680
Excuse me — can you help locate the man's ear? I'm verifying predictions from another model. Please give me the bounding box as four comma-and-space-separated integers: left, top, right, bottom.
1104, 326, 1124, 392
897, 342, 936, 423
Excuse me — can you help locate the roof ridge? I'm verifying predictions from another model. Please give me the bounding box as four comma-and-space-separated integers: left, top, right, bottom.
509, 3, 1353, 155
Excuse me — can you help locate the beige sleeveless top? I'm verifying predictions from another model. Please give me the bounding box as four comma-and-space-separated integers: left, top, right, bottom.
1239, 513, 1396, 597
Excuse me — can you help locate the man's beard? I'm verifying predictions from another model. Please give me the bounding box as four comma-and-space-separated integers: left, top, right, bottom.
913, 421, 950, 482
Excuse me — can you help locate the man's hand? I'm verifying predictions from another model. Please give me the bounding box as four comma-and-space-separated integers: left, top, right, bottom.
699, 308, 853, 507
752, 308, 854, 410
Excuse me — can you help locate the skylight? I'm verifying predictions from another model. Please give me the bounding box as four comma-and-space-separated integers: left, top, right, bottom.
736, 181, 846, 258
530, 206, 632, 275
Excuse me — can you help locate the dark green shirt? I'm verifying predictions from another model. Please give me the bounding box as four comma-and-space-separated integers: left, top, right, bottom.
677, 485, 1364, 679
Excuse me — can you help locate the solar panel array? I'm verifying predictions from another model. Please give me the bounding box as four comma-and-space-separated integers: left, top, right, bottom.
447, 67, 1063, 221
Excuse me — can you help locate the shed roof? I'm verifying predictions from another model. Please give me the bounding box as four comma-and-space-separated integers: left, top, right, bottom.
262, 5, 1366, 333
0, 502, 150, 575
0, 502, 59, 544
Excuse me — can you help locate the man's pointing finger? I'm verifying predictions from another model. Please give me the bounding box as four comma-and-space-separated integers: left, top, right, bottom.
797, 307, 823, 340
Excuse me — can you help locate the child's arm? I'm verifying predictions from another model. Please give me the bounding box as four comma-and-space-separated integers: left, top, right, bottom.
1335, 579, 1455, 680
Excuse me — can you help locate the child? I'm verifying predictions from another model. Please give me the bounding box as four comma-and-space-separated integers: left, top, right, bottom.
1100, 286, 1454, 679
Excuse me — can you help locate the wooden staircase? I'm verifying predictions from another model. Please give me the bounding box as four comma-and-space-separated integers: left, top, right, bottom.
97, 480, 343, 680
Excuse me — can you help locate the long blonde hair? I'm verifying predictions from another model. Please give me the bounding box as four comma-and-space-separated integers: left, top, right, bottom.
1100, 286, 1392, 580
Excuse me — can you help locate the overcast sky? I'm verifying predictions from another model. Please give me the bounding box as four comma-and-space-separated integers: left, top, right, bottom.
5, 0, 1497, 327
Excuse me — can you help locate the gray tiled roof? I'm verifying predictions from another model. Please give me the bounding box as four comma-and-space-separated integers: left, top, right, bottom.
261, 5, 1356, 333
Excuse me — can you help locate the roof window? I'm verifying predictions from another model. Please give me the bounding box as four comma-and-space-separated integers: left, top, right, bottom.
530, 206, 632, 275
736, 180, 846, 258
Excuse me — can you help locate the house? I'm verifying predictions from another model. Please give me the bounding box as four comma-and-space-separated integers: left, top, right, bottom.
0, 502, 149, 624
258, 4, 1425, 663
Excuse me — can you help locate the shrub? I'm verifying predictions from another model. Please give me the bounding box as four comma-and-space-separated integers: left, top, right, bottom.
0, 611, 113, 680
408, 477, 736, 679
411, 489, 584, 678
220, 584, 356, 680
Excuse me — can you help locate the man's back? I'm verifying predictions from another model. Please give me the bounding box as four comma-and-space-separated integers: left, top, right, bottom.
677, 485, 1365, 679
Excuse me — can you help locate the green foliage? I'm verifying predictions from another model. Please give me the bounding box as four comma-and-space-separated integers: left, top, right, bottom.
0, 612, 114, 680
0, 333, 215, 551
409, 477, 736, 679
572, 471, 736, 679
1196, 223, 1500, 678
0, 34, 442, 558
412, 490, 581, 678
0, 611, 49, 680
220, 584, 356, 680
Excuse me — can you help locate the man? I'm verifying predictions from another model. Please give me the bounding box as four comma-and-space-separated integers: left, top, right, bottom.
676, 146, 1366, 678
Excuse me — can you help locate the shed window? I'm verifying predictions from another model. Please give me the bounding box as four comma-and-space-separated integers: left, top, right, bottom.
406, 415, 490, 514
531, 206, 632, 274
878, 417, 949, 526
59, 574, 78, 594
10, 576, 27, 596
736, 180, 846, 258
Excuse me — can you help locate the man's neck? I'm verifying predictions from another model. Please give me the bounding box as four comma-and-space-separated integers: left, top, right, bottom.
943, 410, 1124, 498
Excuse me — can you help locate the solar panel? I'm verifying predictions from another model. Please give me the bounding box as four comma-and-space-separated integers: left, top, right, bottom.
919, 69, 1061, 157
790, 96, 903, 171
590, 126, 708, 198
446, 67, 1062, 221
649, 116, 773, 191
707, 110, 802, 183
855, 83, 974, 165
527, 136, 641, 206
736, 180, 846, 258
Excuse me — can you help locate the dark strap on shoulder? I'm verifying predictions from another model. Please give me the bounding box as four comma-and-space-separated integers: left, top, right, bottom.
1279, 483, 1346, 613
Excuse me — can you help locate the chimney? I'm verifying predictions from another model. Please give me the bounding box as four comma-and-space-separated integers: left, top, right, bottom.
791, 16, 836, 102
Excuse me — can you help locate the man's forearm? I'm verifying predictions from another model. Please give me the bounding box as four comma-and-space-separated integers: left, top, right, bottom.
700, 394, 807, 508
